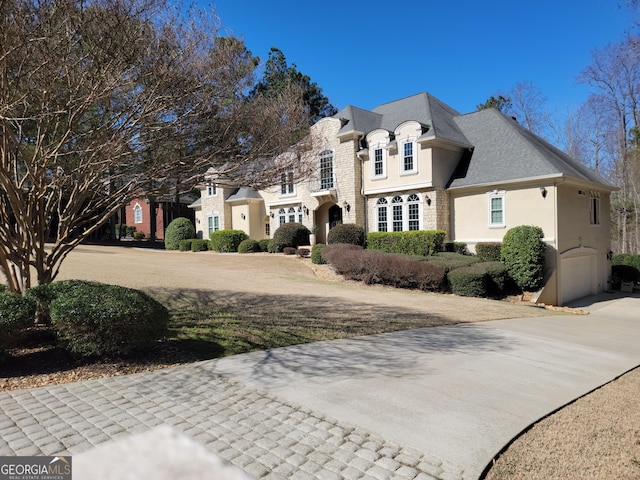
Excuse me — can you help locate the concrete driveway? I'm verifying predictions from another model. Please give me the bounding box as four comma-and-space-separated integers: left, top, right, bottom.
208, 292, 640, 479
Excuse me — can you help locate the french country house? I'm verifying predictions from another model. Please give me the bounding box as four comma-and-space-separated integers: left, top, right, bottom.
190, 92, 616, 305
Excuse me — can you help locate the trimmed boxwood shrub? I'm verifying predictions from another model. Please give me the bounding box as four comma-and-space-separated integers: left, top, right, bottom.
258, 239, 270, 252
367, 230, 445, 256
0, 292, 36, 353
272, 223, 310, 252
476, 242, 502, 262
327, 224, 366, 246
444, 242, 469, 255
179, 239, 194, 251
48, 280, 168, 357
447, 262, 510, 298
209, 230, 248, 252
501, 225, 546, 291
311, 244, 326, 264
267, 239, 278, 253
133, 231, 146, 240
422, 252, 480, 273
238, 239, 260, 253
165, 218, 195, 250
191, 239, 210, 252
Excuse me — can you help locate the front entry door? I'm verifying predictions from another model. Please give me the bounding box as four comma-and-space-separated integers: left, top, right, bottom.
328, 204, 343, 230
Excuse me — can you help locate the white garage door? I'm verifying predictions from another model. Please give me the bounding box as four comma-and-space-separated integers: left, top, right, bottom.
561, 254, 595, 304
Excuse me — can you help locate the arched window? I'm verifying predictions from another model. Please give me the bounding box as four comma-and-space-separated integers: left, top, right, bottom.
288, 207, 296, 223
297, 206, 303, 223
392, 196, 403, 232
376, 198, 388, 232
133, 203, 143, 224
278, 208, 286, 225
407, 194, 420, 230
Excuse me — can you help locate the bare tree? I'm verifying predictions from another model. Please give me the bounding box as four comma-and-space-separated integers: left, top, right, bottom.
509, 81, 548, 135
0, 0, 310, 293
578, 35, 640, 253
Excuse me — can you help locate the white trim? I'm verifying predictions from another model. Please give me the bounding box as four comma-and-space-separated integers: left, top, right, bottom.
488, 190, 505, 228
399, 140, 417, 175
133, 203, 143, 224
370, 145, 387, 180
364, 181, 433, 195
266, 198, 303, 207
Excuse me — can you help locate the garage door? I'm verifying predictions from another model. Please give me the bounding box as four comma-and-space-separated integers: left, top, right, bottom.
560, 254, 595, 304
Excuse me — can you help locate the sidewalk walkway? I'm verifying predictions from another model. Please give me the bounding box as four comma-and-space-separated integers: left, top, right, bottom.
1, 293, 638, 479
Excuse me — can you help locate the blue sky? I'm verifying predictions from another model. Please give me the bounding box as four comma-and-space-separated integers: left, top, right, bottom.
211, 1, 635, 115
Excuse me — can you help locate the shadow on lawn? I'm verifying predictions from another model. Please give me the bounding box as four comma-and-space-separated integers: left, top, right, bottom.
149, 287, 515, 373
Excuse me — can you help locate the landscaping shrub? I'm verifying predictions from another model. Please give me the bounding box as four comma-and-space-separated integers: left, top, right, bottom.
612, 264, 640, 286
311, 244, 327, 264
327, 224, 366, 246
271, 223, 310, 252
164, 218, 195, 250
267, 239, 278, 253
611, 253, 640, 271
49, 281, 168, 357
258, 239, 270, 252
476, 242, 502, 262
322, 244, 444, 290
501, 225, 546, 290
178, 239, 194, 252
283, 247, 297, 255
444, 242, 469, 255
238, 239, 260, 253
209, 230, 248, 252
447, 262, 510, 297
367, 230, 445, 256
191, 239, 210, 252
422, 252, 480, 273
296, 248, 310, 258
133, 231, 145, 240
126, 225, 137, 237
0, 292, 36, 354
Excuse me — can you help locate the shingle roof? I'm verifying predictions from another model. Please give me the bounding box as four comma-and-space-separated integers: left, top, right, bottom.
449, 108, 615, 189
334, 92, 471, 147
226, 187, 263, 202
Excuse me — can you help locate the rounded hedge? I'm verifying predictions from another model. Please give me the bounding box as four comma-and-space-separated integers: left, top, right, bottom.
0, 292, 36, 353
272, 223, 310, 252
209, 230, 248, 252
327, 224, 366, 246
476, 242, 502, 262
447, 261, 509, 298
48, 280, 169, 356
191, 239, 210, 252
501, 225, 546, 291
165, 218, 195, 250
178, 239, 194, 252
258, 239, 271, 252
238, 239, 261, 253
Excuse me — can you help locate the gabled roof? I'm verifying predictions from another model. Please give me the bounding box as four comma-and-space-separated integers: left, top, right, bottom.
334, 92, 471, 147
449, 108, 615, 190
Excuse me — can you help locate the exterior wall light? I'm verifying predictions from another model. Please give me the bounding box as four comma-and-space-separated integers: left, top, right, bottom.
540, 187, 547, 198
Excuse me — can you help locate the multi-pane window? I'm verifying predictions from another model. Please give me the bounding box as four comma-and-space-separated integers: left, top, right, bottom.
374, 148, 384, 176
281, 172, 294, 195
207, 184, 217, 196
207, 215, 219, 235
376, 198, 388, 232
590, 195, 600, 225
288, 207, 296, 223
392, 196, 404, 232
319, 150, 334, 190
408, 194, 420, 230
265, 223, 270, 236
489, 193, 505, 227
297, 207, 303, 223
403, 142, 414, 172
278, 208, 286, 225
133, 204, 142, 224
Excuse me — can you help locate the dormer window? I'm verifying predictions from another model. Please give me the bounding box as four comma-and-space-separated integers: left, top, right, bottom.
401, 141, 416, 174
372, 147, 386, 178
206, 184, 217, 197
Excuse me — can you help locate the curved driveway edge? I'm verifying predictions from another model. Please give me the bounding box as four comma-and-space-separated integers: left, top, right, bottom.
208, 293, 640, 479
